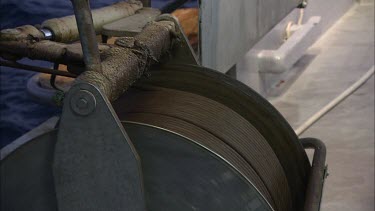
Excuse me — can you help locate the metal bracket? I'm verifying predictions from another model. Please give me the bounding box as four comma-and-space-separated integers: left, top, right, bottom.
156, 14, 200, 66
53, 83, 145, 211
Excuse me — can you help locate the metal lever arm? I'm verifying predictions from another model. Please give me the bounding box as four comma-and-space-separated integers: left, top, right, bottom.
53, 2, 146, 210
54, 83, 146, 211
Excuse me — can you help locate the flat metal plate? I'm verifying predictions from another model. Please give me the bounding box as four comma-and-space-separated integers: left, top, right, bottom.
54, 83, 145, 211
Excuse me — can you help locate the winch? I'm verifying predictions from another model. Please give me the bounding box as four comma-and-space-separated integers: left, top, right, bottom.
0, 1, 327, 211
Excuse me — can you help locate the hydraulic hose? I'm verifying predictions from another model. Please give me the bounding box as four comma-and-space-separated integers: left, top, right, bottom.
295, 66, 375, 136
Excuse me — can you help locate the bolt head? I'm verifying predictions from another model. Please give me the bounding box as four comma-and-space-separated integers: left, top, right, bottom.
70, 90, 96, 116
76, 98, 88, 109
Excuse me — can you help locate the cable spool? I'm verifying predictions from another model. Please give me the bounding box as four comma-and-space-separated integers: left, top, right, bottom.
113, 64, 310, 210
116, 89, 292, 211
1, 64, 310, 211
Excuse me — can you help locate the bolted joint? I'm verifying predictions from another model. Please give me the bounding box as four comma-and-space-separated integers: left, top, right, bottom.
70, 90, 96, 116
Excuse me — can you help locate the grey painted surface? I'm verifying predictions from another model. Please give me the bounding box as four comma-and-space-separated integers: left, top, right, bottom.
257, 16, 321, 73
303, 76, 374, 211
200, 0, 300, 73
271, 2, 374, 210
309, 77, 373, 211
237, 0, 355, 96
271, 2, 374, 129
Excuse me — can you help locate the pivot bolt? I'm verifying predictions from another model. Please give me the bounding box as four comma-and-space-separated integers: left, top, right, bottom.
70, 90, 96, 116
76, 98, 88, 109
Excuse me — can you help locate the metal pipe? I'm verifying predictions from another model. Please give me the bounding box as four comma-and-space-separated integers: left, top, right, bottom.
0, 40, 110, 66
71, 0, 102, 73
42, 1, 142, 43
301, 138, 327, 211
78, 20, 176, 101
0, 41, 81, 64
295, 66, 375, 136
0, 60, 77, 78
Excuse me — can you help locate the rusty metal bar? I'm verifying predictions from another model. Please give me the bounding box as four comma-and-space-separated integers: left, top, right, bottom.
0, 25, 44, 41
0, 2, 142, 43
301, 138, 327, 211
0, 41, 81, 64
71, 0, 102, 73
0, 60, 77, 78
78, 20, 176, 101
0, 40, 110, 66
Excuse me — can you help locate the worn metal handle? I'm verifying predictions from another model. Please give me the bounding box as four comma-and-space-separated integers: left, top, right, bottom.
301, 138, 328, 211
